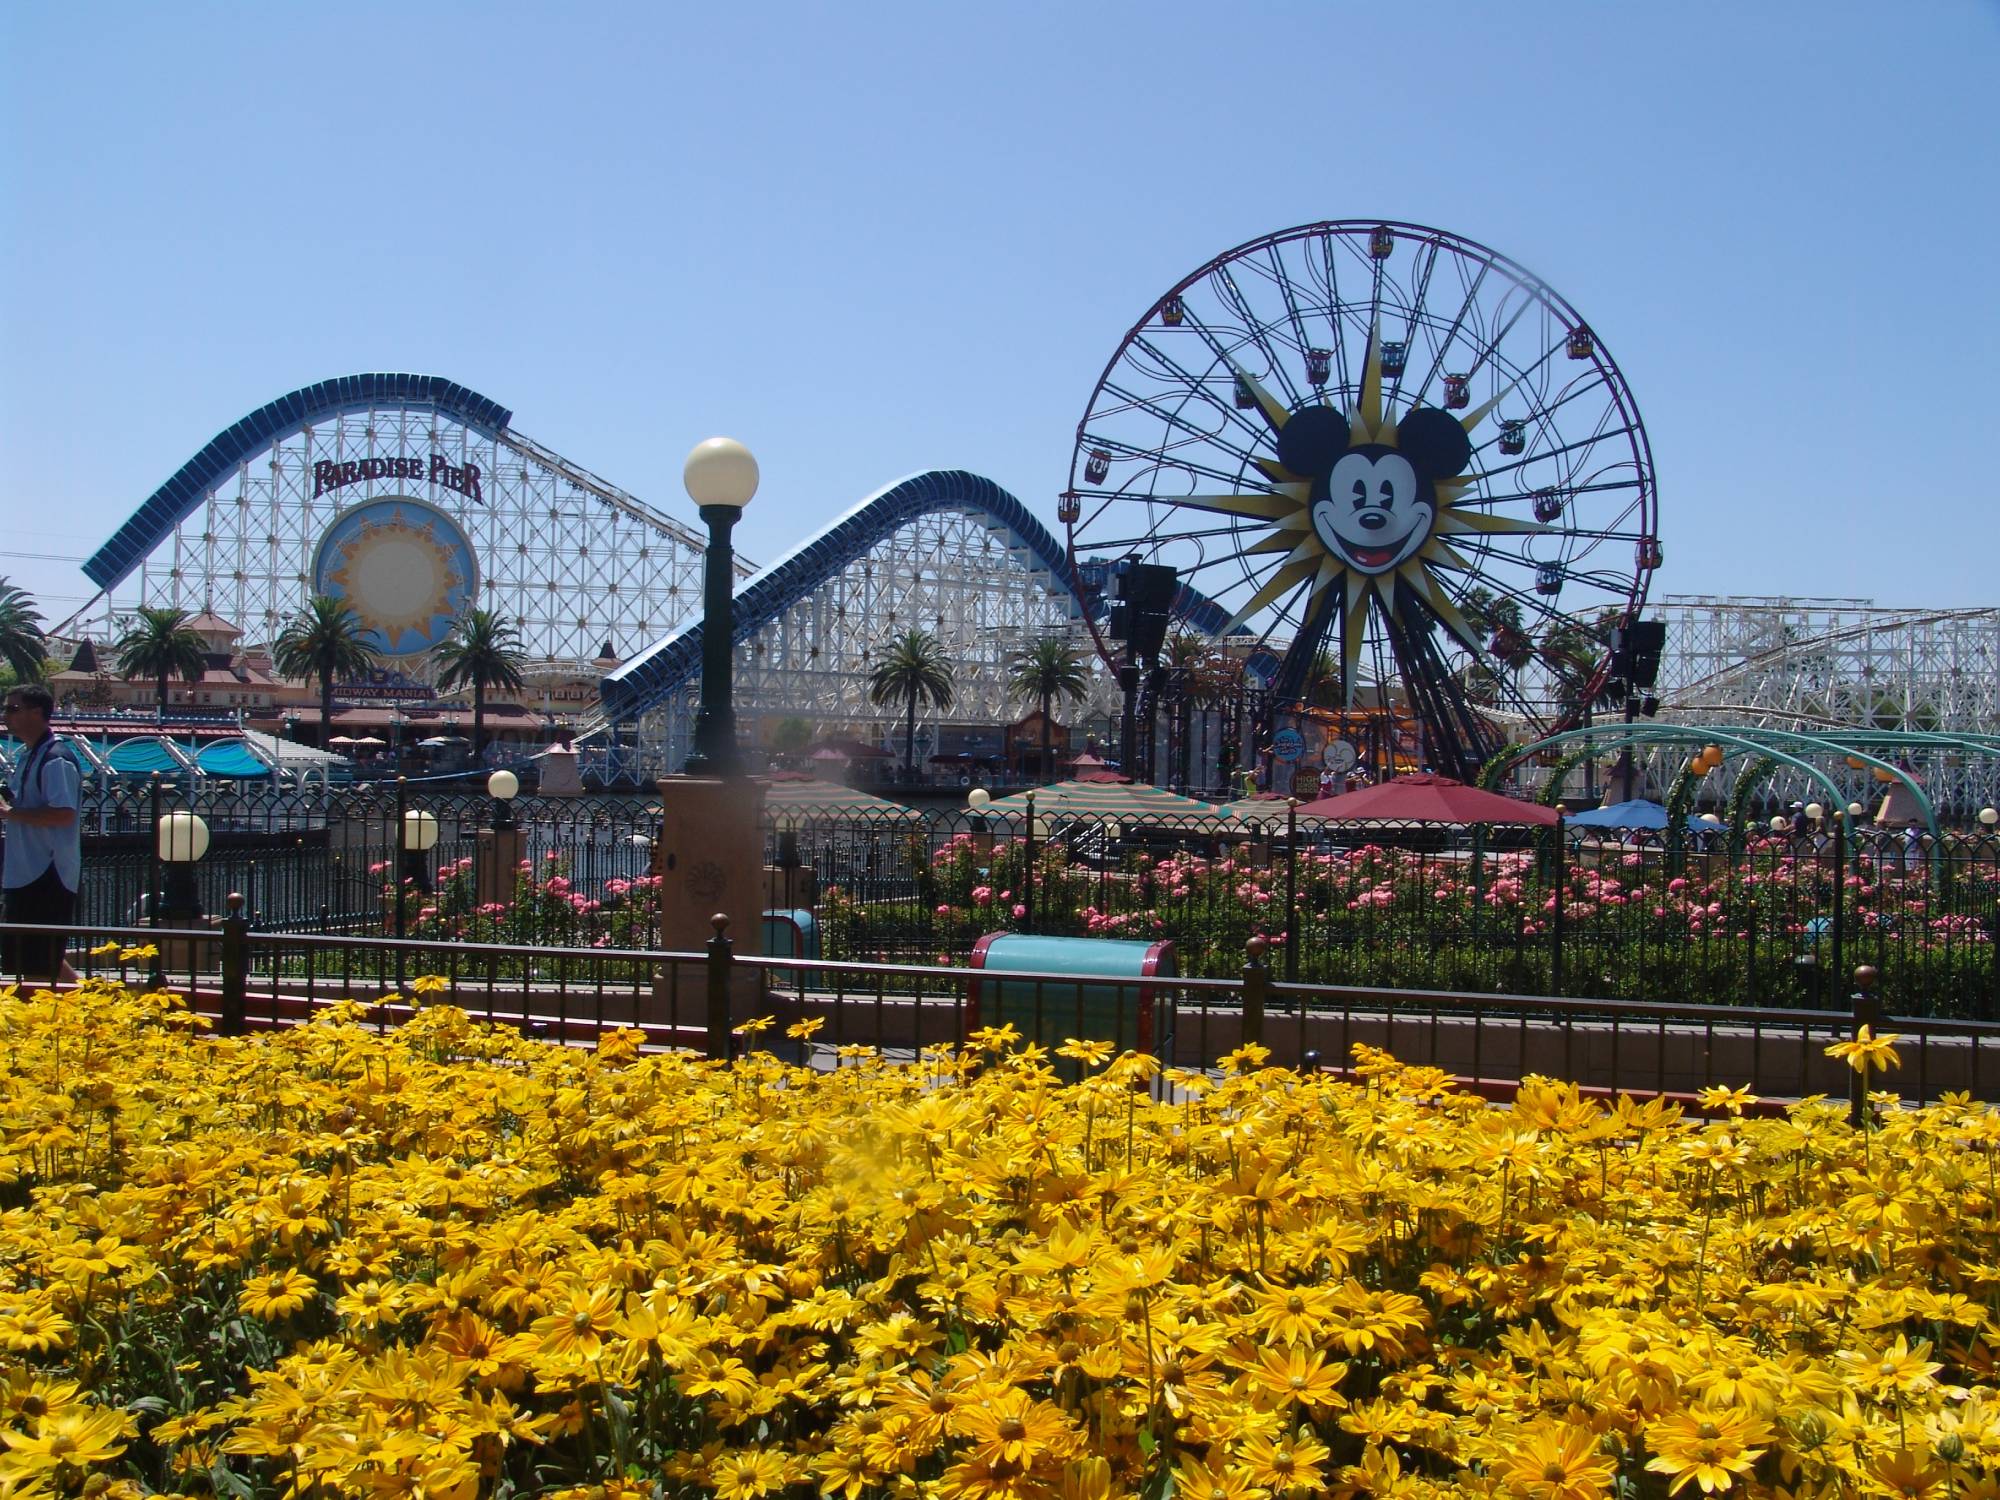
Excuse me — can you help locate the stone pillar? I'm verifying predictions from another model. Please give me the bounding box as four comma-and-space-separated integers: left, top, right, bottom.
651, 777, 767, 1034
474, 828, 525, 906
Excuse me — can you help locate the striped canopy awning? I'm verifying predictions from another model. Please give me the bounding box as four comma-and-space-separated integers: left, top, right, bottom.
985, 779, 1228, 826
1223, 795, 1323, 826
760, 778, 922, 822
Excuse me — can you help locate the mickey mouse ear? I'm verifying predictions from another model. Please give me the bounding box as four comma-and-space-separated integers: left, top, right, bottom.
1396, 408, 1473, 478
1275, 406, 1350, 477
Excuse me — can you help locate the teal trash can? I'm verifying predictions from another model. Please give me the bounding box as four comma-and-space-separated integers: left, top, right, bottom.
966, 933, 1175, 1068
762, 908, 821, 988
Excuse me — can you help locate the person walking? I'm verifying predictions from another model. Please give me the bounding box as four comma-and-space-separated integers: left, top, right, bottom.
1, 685, 82, 986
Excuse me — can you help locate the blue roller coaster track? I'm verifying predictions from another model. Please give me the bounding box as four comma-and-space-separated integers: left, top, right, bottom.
599, 469, 1085, 725
594, 467, 1247, 731
84, 374, 513, 592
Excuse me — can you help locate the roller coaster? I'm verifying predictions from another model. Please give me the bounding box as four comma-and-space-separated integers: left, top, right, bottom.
592, 469, 1089, 771
62, 379, 1099, 774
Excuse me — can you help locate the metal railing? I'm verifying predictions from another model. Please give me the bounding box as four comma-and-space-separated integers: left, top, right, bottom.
46, 780, 2000, 1017
15, 903, 1999, 1109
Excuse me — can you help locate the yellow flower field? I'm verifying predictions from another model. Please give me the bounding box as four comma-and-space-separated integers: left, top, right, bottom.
2, 978, 1998, 1499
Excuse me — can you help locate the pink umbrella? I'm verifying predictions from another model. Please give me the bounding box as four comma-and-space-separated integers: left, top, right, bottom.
1292, 772, 1559, 826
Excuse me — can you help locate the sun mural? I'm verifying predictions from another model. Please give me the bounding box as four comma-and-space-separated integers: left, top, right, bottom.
1187, 324, 1545, 703
311, 496, 478, 657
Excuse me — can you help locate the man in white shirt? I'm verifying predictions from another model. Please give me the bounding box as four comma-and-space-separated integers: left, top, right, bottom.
1, 685, 82, 985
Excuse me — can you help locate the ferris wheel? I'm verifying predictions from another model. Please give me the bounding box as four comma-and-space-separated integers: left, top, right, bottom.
1060, 220, 1659, 778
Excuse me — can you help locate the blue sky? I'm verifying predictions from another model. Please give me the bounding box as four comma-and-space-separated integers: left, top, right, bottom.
4, 1, 1997, 631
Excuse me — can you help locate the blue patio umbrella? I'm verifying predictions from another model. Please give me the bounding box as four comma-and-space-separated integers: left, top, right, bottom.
1565, 799, 1669, 830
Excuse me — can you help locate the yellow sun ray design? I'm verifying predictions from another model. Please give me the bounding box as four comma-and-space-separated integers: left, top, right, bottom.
1207, 321, 1548, 704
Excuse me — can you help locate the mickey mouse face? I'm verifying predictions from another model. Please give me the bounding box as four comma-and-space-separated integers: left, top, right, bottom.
1276, 404, 1473, 578
1316, 449, 1430, 574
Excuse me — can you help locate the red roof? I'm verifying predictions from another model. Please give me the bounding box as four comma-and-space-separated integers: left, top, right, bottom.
1292, 773, 1560, 826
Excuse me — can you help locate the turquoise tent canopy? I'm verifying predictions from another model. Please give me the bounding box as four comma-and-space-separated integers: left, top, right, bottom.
196, 741, 272, 778
105, 738, 184, 775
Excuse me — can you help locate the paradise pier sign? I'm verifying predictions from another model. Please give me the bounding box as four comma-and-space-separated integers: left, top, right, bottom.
312, 452, 485, 504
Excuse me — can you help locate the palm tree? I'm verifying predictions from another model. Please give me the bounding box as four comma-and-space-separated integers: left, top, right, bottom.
1303, 647, 1343, 708
273, 595, 379, 747
1008, 635, 1089, 783
1166, 633, 1246, 791
1461, 587, 1533, 679
868, 629, 955, 779
434, 608, 528, 755
769, 716, 816, 759
113, 606, 208, 714
1538, 612, 1618, 719
0, 579, 47, 682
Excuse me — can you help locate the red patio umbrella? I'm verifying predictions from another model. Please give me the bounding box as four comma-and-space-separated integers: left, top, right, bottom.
1292, 772, 1558, 825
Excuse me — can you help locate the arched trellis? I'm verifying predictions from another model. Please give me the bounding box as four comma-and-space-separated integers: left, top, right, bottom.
1642, 717, 2000, 814
1488, 723, 1943, 845
1822, 731, 2000, 828
1488, 723, 1945, 994
1821, 730, 2000, 791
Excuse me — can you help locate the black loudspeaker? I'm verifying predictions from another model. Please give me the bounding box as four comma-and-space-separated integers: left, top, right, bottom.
1613, 619, 1667, 688
1127, 611, 1171, 662
1116, 562, 1178, 660
1118, 563, 1180, 613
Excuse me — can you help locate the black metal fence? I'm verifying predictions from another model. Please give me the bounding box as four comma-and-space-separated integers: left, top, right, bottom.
39, 779, 2000, 1018
784, 809, 2000, 1019
15, 909, 2000, 1110
65, 779, 660, 943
